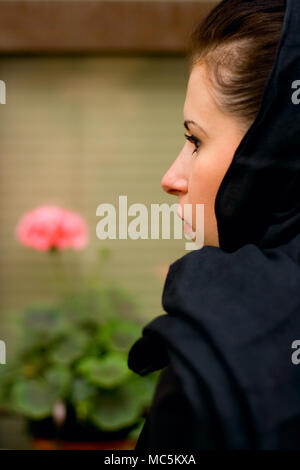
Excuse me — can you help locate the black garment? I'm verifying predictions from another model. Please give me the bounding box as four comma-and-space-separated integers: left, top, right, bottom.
135, 364, 227, 451
128, 0, 300, 450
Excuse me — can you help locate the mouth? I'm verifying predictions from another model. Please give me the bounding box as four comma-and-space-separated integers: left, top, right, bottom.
176, 206, 183, 220
177, 205, 195, 239
183, 222, 195, 239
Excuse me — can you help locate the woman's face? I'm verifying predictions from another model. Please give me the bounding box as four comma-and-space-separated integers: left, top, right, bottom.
161, 63, 247, 247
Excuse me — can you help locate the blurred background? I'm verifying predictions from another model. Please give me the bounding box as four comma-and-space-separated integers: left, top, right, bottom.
0, 0, 216, 449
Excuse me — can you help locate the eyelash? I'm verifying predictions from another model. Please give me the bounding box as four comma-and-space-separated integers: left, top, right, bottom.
184, 133, 201, 155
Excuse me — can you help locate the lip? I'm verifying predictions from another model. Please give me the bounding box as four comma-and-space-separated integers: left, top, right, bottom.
184, 220, 196, 239
177, 205, 195, 239
183, 222, 193, 235
177, 204, 188, 222
176, 205, 183, 220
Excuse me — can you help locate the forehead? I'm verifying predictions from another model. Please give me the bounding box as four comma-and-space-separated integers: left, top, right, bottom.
183, 64, 218, 121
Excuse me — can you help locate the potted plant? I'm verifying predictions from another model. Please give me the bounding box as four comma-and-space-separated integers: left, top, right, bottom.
0, 205, 159, 449
0, 286, 159, 449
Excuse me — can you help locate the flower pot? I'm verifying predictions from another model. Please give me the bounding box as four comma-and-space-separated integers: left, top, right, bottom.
32, 437, 137, 450
27, 409, 140, 450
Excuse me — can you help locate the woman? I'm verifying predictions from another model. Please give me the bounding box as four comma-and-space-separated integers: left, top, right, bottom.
128, 0, 300, 450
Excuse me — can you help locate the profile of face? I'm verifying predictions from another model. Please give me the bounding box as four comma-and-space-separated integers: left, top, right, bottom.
161, 63, 247, 247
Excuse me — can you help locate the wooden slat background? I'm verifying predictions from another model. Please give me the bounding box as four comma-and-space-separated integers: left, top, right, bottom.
0, 55, 194, 345
0, 0, 216, 53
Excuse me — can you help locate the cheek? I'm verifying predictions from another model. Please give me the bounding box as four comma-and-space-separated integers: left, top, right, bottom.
188, 155, 227, 209
187, 146, 235, 235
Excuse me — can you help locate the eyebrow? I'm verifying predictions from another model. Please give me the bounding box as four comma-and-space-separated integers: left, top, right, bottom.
184, 120, 207, 136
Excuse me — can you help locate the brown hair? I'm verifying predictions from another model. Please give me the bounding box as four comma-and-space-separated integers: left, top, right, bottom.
187, 0, 286, 132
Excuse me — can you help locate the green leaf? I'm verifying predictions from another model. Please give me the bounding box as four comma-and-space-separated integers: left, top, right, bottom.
69, 378, 96, 404
59, 287, 116, 327
69, 378, 96, 421
49, 332, 89, 365
89, 384, 143, 431
76, 353, 130, 388
0, 362, 21, 407
10, 380, 55, 419
44, 366, 71, 398
126, 372, 158, 409
21, 304, 68, 342
96, 319, 142, 354
127, 418, 146, 440
105, 285, 139, 321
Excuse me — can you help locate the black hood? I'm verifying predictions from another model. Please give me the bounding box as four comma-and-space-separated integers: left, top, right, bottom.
128, 0, 300, 449
215, 0, 300, 252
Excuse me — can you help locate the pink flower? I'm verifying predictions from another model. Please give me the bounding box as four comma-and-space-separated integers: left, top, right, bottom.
15, 205, 88, 252
53, 401, 66, 427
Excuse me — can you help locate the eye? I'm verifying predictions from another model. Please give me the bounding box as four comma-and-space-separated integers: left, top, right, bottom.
184, 133, 201, 155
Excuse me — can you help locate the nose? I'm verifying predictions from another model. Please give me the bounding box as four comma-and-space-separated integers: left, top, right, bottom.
161, 159, 188, 196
